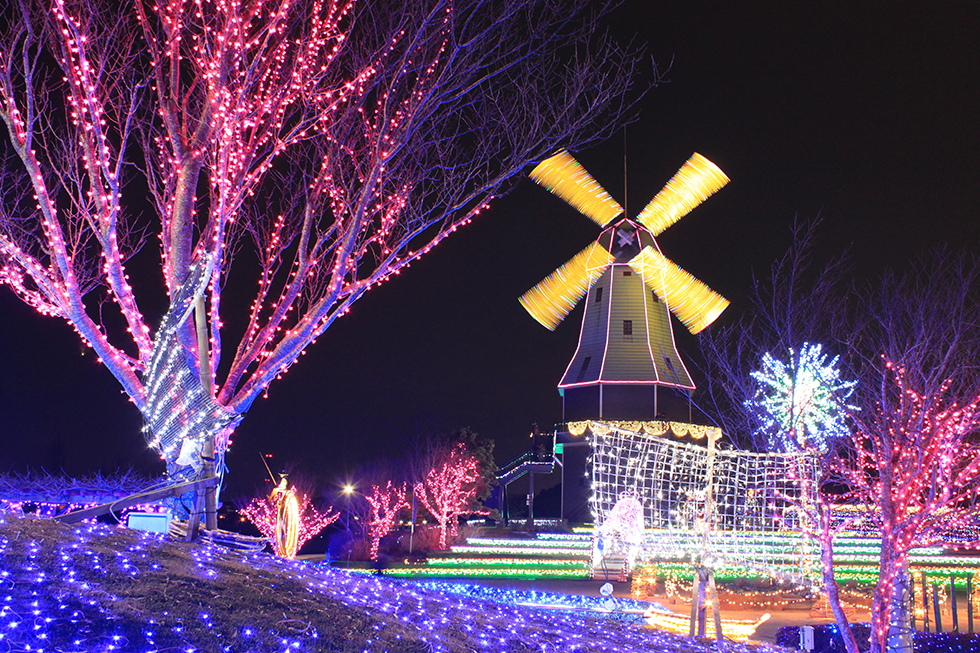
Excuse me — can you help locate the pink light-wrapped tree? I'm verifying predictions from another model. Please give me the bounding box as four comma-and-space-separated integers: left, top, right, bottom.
415, 442, 487, 549
834, 362, 980, 653
0, 0, 638, 471
830, 250, 980, 653
363, 480, 408, 561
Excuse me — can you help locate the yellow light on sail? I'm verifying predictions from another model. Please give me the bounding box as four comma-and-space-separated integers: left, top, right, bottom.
635, 153, 729, 236
519, 242, 615, 330
530, 151, 624, 227
629, 247, 729, 334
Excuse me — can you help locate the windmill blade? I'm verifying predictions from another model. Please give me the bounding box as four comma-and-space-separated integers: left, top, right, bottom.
530, 151, 624, 227
635, 153, 729, 236
520, 241, 615, 330
629, 247, 729, 334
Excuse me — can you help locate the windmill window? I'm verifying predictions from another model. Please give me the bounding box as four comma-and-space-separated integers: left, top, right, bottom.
664, 356, 675, 370
595, 287, 603, 303
622, 270, 632, 277
576, 356, 592, 382
623, 320, 633, 336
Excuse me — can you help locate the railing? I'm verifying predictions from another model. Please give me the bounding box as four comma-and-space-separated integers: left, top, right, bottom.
496, 450, 555, 485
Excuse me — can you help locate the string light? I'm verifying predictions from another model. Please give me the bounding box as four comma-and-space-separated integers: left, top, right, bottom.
2, 0, 579, 484
363, 481, 408, 561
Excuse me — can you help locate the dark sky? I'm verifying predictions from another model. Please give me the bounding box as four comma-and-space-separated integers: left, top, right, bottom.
1, 1, 979, 497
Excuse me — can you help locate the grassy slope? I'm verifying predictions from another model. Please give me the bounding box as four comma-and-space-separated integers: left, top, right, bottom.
0, 510, 787, 652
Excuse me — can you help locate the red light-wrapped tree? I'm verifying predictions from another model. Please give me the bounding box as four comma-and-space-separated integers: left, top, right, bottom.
831, 250, 980, 653
415, 442, 488, 549
363, 480, 408, 561
833, 363, 980, 652
0, 0, 639, 474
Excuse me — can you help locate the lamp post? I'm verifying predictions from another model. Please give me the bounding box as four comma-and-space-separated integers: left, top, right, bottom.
342, 484, 355, 565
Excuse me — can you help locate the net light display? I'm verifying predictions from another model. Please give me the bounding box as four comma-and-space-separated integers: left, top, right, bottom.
587, 421, 822, 588
3, 510, 796, 653
747, 342, 857, 453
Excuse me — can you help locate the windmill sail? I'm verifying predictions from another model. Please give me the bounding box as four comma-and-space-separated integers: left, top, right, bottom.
635, 153, 729, 236
530, 151, 624, 227
519, 241, 615, 330
629, 247, 730, 334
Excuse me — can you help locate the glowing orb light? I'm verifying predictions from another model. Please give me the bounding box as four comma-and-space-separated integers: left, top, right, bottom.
747, 342, 857, 453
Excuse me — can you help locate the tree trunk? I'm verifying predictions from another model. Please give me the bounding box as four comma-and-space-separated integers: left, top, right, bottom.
886, 561, 913, 653
871, 530, 912, 652
822, 528, 860, 653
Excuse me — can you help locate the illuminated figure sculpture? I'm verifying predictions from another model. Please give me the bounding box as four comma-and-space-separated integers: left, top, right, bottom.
520, 152, 730, 422
592, 490, 644, 576
270, 477, 300, 559
239, 473, 339, 559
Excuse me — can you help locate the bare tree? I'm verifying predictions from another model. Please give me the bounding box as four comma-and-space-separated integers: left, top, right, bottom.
0, 0, 641, 471
697, 220, 859, 653
833, 249, 980, 653
698, 219, 851, 447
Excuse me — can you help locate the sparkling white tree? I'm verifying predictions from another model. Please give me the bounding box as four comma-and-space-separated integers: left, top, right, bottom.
746, 341, 856, 453
0, 0, 639, 472
703, 230, 980, 653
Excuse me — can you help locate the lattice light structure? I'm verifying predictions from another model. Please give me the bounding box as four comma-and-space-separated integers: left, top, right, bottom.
520, 151, 730, 335
141, 256, 242, 480
588, 421, 821, 587
747, 342, 857, 453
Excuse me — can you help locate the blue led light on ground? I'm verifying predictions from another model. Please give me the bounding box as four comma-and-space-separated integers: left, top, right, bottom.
0, 509, 791, 653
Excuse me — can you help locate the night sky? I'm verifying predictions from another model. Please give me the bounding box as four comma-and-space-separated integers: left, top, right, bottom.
1, 1, 978, 497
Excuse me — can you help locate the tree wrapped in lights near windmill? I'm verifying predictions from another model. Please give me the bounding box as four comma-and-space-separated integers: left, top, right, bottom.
746, 342, 858, 454
415, 443, 490, 550
363, 481, 409, 562
0, 0, 638, 528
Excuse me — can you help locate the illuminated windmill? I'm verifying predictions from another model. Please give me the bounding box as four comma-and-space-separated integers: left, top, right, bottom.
521, 151, 730, 421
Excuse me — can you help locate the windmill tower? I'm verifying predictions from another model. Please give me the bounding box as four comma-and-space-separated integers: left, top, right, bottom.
521, 151, 730, 422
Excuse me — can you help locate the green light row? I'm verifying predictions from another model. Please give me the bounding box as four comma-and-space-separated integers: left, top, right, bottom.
451, 545, 591, 557
428, 557, 589, 569
352, 567, 591, 579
